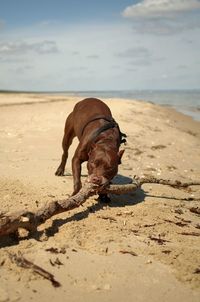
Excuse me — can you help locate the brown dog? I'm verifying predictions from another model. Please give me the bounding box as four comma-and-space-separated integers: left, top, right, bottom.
55, 98, 126, 200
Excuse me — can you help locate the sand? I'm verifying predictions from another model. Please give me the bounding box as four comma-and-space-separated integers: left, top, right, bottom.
0, 93, 200, 302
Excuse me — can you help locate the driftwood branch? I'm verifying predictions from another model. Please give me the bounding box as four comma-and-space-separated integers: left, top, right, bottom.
0, 177, 200, 238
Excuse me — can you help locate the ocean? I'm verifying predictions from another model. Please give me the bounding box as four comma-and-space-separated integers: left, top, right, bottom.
1, 89, 200, 121
58, 90, 200, 122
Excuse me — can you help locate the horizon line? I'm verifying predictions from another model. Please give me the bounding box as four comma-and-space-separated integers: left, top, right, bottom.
1, 88, 200, 94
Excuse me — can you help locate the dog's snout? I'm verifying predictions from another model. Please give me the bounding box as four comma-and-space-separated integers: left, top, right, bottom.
90, 175, 102, 185
88, 174, 109, 186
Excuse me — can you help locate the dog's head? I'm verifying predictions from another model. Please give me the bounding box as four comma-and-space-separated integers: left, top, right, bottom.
87, 144, 124, 186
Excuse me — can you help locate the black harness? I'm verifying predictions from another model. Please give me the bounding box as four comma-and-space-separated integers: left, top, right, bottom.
81, 115, 127, 145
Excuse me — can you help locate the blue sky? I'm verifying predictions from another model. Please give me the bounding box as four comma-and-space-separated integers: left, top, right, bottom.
0, 0, 200, 91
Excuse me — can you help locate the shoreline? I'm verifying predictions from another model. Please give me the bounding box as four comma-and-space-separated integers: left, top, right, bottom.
0, 92, 200, 124
0, 91, 200, 122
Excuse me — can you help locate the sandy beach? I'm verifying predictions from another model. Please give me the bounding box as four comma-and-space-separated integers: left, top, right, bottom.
0, 93, 200, 302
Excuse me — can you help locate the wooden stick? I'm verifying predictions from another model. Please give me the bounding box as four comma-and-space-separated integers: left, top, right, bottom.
135, 176, 200, 188
0, 176, 199, 238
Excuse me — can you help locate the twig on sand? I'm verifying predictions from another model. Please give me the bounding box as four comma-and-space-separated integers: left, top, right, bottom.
119, 250, 138, 256
0, 176, 200, 238
9, 252, 61, 287
149, 235, 171, 245
189, 207, 200, 215
179, 231, 200, 237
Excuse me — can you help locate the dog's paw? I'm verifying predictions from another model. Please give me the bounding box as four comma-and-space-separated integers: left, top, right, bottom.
55, 167, 64, 176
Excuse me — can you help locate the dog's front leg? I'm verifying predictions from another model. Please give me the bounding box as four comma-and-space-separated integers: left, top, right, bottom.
71, 153, 82, 195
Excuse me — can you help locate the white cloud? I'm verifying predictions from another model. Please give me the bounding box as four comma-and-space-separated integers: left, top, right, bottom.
122, 0, 200, 35
116, 47, 165, 68
122, 0, 200, 18
116, 47, 150, 58
131, 17, 200, 35
0, 40, 59, 56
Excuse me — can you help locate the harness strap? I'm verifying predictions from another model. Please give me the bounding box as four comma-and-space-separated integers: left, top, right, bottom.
81, 115, 127, 145
81, 115, 114, 136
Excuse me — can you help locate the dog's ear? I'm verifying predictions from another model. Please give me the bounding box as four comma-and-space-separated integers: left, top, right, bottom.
118, 149, 125, 164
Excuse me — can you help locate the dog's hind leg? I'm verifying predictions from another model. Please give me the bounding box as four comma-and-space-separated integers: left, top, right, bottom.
55, 112, 75, 176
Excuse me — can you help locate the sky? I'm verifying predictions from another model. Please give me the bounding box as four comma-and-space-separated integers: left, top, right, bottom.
0, 0, 200, 91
